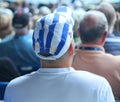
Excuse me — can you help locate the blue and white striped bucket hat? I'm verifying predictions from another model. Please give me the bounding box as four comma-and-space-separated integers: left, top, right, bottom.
32, 12, 73, 60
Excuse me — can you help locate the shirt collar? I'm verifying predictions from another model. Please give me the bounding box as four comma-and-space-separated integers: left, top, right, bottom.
38, 67, 75, 74
79, 44, 105, 52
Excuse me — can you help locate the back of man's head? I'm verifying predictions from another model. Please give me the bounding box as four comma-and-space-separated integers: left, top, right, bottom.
96, 2, 116, 33
12, 10, 30, 34
0, 8, 14, 38
32, 8, 74, 62
79, 10, 108, 44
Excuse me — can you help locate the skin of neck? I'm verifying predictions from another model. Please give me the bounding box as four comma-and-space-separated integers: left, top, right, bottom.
41, 58, 71, 68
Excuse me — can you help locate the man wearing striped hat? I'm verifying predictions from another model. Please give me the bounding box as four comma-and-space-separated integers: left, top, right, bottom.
4, 6, 115, 102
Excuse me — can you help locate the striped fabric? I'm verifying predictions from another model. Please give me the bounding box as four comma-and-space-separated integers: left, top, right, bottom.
54, 6, 74, 28
33, 12, 73, 60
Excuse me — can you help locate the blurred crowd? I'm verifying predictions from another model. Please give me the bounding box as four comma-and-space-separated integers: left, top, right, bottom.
0, 0, 120, 78
0, 0, 120, 46
0, 0, 120, 100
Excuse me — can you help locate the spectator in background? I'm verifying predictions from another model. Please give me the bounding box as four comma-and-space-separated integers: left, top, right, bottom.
96, 2, 120, 55
4, 8, 115, 102
0, 11, 40, 75
71, 0, 84, 10
72, 10, 120, 100
39, 6, 51, 16
72, 8, 86, 48
0, 8, 14, 43
0, 57, 20, 101
14, 1, 22, 12
30, 5, 51, 32
113, 12, 120, 36
113, 3, 120, 36
22, 1, 29, 13
0, 57, 20, 82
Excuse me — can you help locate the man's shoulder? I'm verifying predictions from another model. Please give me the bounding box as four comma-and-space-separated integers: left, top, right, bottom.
68, 70, 109, 87
7, 72, 35, 87
7, 70, 108, 86
0, 38, 13, 53
0, 38, 13, 45
75, 70, 106, 80
103, 51, 120, 59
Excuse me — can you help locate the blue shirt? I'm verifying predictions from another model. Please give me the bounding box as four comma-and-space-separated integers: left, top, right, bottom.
104, 33, 120, 55
0, 33, 40, 74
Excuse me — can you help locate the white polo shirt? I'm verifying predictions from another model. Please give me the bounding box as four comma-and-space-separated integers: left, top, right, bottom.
4, 67, 115, 102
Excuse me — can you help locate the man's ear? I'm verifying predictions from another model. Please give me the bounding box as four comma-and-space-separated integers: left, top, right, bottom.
100, 31, 108, 46
69, 41, 74, 56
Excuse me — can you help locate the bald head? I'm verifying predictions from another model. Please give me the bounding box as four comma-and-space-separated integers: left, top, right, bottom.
96, 2, 116, 33
79, 10, 108, 44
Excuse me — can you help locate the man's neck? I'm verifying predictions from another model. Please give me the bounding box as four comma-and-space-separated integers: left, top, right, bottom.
41, 61, 71, 68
